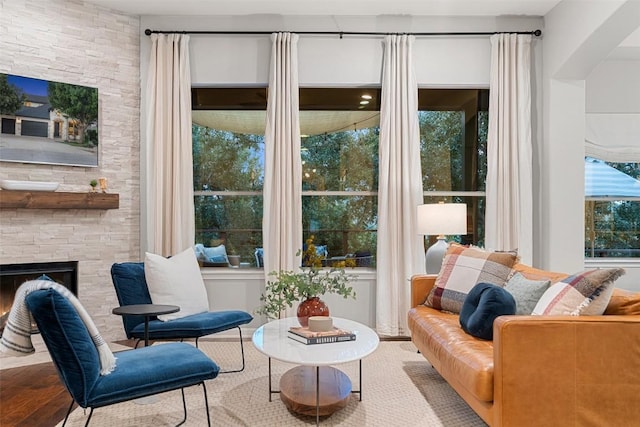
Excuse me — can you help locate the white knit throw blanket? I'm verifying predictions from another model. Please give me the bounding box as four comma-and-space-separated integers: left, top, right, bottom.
0, 280, 116, 375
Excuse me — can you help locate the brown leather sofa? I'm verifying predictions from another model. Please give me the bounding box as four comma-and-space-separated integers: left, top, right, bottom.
408, 264, 640, 427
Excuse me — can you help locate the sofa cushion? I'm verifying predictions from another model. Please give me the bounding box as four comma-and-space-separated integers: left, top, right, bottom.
407, 306, 495, 402
460, 283, 516, 340
144, 247, 210, 321
605, 288, 640, 315
504, 272, 550, 315
511, 263, 568, 283
425, 243, 518, 313
532, 268, 625, 316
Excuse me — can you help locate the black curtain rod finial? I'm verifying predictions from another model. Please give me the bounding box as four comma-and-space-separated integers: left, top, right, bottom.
145, 29, 152, 36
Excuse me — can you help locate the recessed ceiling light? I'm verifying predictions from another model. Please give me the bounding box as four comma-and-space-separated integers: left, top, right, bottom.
361, 94, 372, 100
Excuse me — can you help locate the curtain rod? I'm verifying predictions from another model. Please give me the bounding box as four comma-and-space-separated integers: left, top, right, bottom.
144, 29, 542, 37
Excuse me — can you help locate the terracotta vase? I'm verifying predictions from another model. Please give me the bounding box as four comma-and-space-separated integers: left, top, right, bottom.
297, 296, 329, 327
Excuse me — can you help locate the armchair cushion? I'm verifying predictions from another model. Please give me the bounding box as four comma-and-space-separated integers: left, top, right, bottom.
25, 289, 219, 409
144, 247, 209, 321
194, 243, 228, 263
25, 288, 101, 404
87, 343, 219, 408
129, 310, 254, 340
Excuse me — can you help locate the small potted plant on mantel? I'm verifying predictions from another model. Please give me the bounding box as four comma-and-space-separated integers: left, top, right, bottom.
89, 179, 98, 192
256, 236, 357, 326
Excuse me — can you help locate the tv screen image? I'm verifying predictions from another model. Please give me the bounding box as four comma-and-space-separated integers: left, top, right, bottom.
0, 73, 99, 167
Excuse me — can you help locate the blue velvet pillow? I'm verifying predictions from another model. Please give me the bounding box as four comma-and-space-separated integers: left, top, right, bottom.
459, 282, 516, 340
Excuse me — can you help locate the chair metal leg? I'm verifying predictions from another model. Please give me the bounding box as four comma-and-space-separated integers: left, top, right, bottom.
202, 381, 212, 427
176, 388, 187, 426
219, 327, 246, 373
60, 395, 92, 427
62, 398, 75, 426
83, 408, 94, 427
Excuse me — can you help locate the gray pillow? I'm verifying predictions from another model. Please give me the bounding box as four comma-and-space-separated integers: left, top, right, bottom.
504, 272, 551, 315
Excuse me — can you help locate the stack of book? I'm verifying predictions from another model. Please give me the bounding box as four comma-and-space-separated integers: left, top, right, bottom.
288, 326, 356, 345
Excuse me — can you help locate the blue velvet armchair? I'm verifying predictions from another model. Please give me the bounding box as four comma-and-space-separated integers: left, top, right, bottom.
25, 288, 219, 426
110, 262, 253, 372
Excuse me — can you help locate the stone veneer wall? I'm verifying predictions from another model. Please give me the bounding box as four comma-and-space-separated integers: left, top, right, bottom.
0, 0, 140, 342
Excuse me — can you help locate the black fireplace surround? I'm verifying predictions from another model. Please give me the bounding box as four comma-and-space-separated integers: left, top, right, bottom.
0, 261, 78, 335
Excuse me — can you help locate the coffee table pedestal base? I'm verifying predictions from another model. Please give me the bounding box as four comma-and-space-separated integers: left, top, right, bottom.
280, 366, 351, 416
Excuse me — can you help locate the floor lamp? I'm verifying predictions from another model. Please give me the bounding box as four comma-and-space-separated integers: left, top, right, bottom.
416, 203, 467, 274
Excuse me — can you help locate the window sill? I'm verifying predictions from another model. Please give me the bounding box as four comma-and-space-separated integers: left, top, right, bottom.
200, 267, 376, 279
584, 258, 640, 268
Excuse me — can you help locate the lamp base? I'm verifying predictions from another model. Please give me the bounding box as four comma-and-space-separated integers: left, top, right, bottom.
425, 238, 448, 274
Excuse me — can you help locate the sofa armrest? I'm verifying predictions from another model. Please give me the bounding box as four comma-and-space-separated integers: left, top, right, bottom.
410, 274, 437, 308
492, 315, 640, 427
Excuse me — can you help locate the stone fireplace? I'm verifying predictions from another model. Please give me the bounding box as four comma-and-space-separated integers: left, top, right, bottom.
0, 261, 78, 335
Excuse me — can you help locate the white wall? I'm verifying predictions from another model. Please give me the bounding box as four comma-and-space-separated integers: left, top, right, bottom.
203, 269, 376, 331
140, 14, 541, 87
0, 0, 141, 341
584, 58, 640, 291
541, 0, 640, 291
586, 59, 640, 113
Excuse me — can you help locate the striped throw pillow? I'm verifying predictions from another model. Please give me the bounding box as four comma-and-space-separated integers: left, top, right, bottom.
532, 268, 625, 316
425, 243, 518, 313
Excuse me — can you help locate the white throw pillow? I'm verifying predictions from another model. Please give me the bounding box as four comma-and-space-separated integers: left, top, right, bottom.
144, 247, 210, 321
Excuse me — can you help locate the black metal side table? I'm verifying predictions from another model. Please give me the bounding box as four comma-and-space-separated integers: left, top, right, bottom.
112, 304, 180, 347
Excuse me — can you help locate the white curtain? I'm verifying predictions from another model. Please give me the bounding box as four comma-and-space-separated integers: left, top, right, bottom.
263, 33, 302, 290
145, 34, 195, 256
376, 35, 425, 336
486, 33, 533, 265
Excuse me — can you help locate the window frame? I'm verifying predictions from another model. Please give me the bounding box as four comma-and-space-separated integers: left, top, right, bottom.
192, 86, 491, 268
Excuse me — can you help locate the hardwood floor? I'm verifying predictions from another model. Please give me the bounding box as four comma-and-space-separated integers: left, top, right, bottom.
0, 361, 72, 427
0, 339, 136, 427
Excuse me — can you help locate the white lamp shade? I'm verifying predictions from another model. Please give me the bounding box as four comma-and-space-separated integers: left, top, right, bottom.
416, 203, 467, 236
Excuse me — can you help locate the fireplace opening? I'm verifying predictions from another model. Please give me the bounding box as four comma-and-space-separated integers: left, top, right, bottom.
0, 261, 78, 336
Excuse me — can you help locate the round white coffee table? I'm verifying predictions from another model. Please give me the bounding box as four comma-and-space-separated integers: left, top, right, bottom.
252, 317, 379, 425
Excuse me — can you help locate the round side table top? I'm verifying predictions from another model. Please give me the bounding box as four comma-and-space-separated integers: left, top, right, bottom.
252, 317, 379, 366
112, 304, 180, 317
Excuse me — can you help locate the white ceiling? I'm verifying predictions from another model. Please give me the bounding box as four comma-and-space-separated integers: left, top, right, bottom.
83, 0, 563, 17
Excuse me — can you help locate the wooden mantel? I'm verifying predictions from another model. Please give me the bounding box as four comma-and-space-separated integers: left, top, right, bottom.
0, 191, 119, 210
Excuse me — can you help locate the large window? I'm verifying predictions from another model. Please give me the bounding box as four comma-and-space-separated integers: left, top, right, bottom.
585, 157, 640, 258
419, 89, 489, 249
192, 88, 266, 264
300, 88, 380, 267
192, 87, 488, 267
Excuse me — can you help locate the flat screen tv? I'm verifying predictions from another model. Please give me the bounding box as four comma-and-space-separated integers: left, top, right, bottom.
0, 73, 99, 167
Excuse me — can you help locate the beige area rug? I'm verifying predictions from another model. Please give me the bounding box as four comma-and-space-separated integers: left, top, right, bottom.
59, 340, 488, 427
